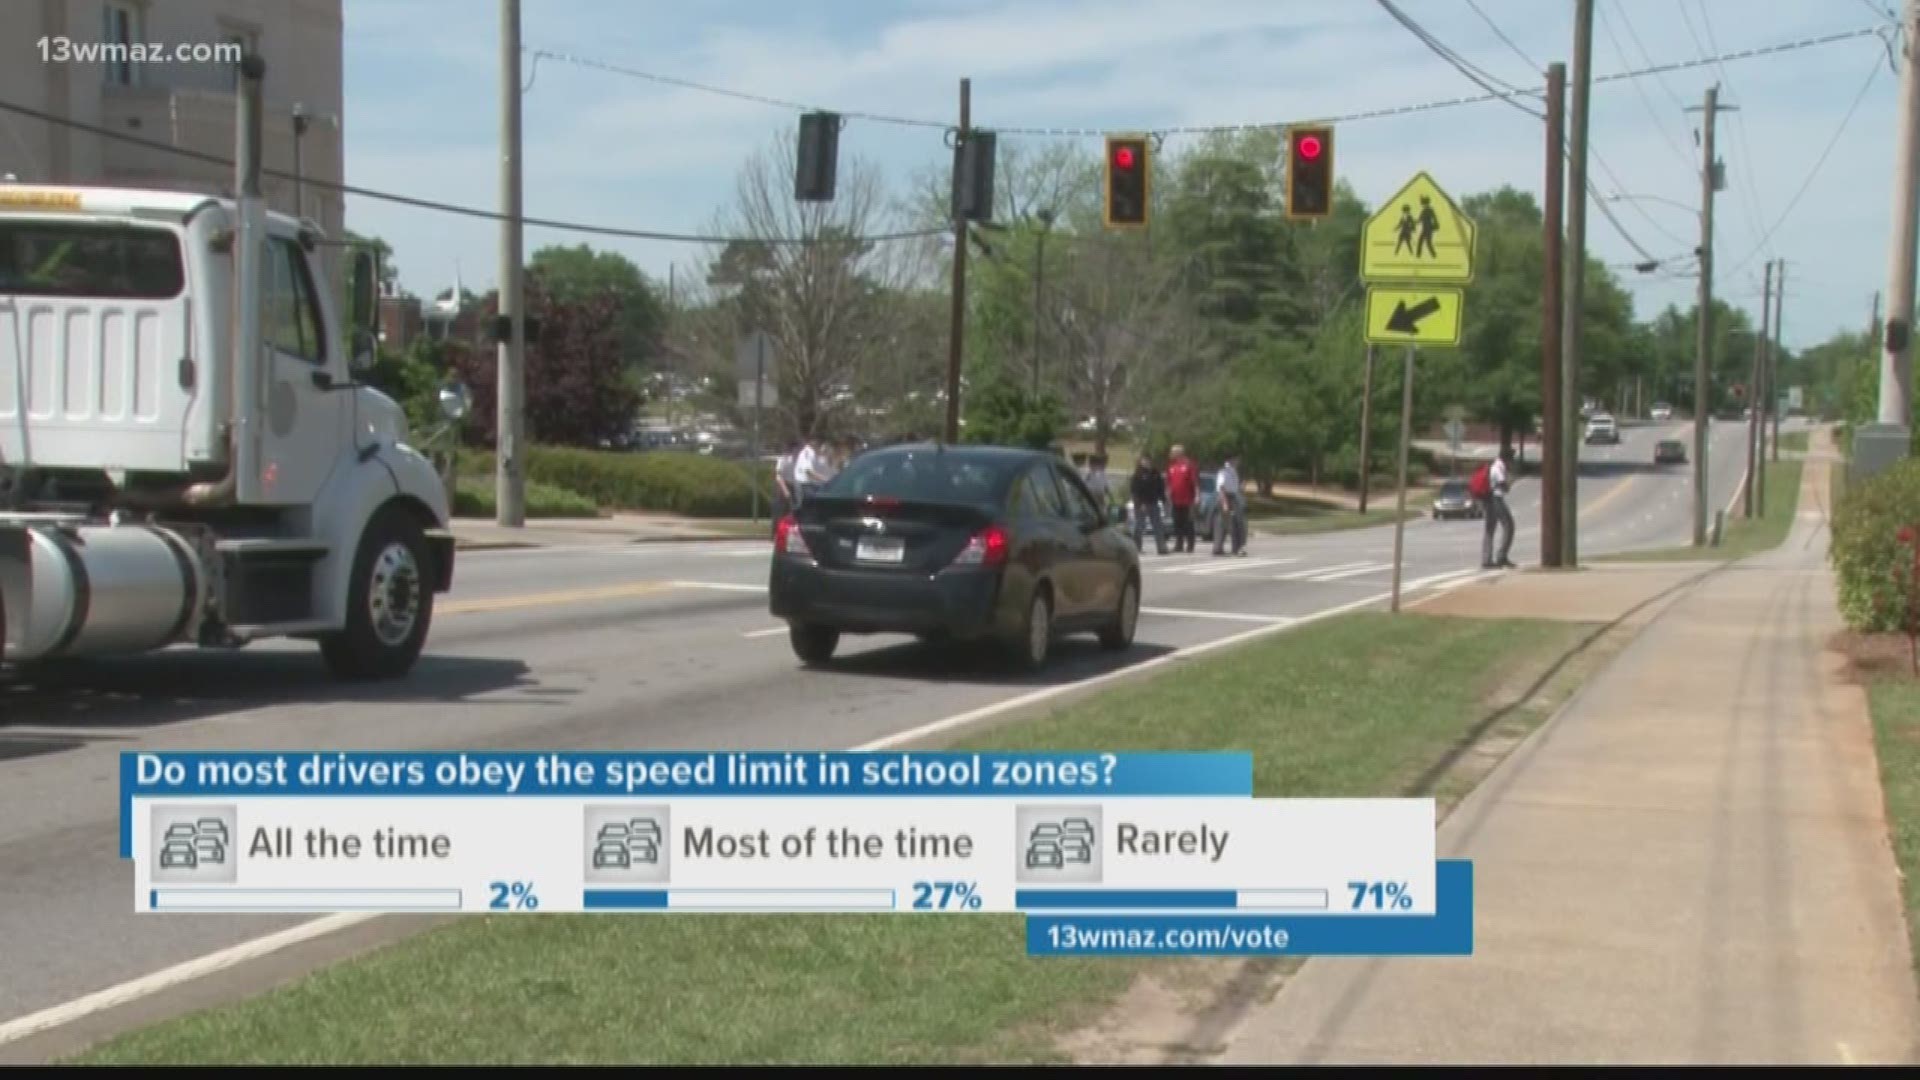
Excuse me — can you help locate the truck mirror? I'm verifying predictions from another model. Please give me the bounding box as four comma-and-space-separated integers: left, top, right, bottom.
438, 381, 471, 423
349, 328, 377, 372
349, 248, 378, 334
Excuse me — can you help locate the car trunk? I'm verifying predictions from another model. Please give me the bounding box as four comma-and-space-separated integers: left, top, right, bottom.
796, 495, 998, 574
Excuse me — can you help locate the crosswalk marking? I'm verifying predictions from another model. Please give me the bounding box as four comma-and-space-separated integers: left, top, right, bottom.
1275, 560, 1377, 581
1153, 556, 1301, 576
1306, 562, 1395, 583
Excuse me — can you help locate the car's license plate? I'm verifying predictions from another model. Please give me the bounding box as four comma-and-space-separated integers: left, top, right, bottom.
856, 537, 905, 563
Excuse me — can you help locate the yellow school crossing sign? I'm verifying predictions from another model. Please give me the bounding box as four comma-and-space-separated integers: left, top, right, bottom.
1365, 286, 1464, 347
1361, 172, 1477, 285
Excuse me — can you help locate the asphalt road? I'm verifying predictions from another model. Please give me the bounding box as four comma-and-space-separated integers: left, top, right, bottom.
0, 417, 1760, 1030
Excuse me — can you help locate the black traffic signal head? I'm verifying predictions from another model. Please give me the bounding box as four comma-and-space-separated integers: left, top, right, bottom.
795, 111, 840, 202
1104, 135, 1150, 229
1285, 125, 1333, 219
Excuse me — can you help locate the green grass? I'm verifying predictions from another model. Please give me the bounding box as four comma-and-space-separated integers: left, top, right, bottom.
1865, 677, 1920, 980
1780, 431, 1809, 453
71, 613, 1588, 1066
1600, 456, 1806, 562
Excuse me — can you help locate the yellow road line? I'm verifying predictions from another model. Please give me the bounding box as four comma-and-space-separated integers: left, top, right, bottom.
439, 581, 679, 616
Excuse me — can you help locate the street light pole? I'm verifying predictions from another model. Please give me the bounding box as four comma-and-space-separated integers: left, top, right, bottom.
1032, 208, 1053, 399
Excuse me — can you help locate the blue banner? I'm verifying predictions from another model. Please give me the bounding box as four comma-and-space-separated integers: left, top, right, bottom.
1024, 861, 1473, 956
120, 750, 1252, 857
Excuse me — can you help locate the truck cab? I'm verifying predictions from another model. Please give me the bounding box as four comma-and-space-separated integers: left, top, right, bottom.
0, 184, 454, 678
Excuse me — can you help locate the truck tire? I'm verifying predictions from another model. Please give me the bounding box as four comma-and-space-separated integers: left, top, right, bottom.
320, 506, 434, 680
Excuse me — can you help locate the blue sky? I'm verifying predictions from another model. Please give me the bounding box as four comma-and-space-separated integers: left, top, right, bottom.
343, 0, 1904, 352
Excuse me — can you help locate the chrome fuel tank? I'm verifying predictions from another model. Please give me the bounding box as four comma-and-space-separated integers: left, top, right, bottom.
0, 520, 204, 663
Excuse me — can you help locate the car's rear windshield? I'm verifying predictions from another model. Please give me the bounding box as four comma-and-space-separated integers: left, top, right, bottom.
819, 448, 1020, 507
0, 220, 185, 299
1440, 480, 1467, 494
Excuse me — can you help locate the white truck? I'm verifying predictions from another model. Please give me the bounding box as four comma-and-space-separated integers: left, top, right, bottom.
0, 59, 453, 679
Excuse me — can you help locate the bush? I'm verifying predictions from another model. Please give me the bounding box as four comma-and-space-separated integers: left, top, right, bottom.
452, 476, 599, 519
1830, 457, 1920, 631
461, 447, 771, 518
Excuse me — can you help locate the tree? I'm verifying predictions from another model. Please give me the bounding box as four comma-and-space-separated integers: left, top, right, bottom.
685, 131, 931, 442
449, 277, 640, 448
529, 244, 666, 370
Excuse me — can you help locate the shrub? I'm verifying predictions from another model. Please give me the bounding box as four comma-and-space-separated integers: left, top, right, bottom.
453, 476, 599, 519
1829, 457, 1920, 631
460, 447, 771, 518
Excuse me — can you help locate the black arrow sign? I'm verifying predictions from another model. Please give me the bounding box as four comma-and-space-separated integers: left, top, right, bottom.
1385, 296, 1443, 335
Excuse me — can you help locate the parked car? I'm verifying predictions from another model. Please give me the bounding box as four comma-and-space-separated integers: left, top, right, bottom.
769, 444, 1142, 670
1584, 413, 1620, 445
1649, 402, 1673, 422
1431, 478, 1482, 520
1654, 439, 1688, 465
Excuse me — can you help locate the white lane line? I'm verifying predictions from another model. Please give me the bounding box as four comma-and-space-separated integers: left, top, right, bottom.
741, 626, 788, 639
1275, 560, 1377, 581
1151, 556, 1299, 575
671, 580, 769, 593
1141, 607, 1295, 625
1305, 562, 1393, 583
0, 582, 1394, 1049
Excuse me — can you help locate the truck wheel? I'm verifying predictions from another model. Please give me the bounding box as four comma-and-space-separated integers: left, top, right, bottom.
321, 506, 433, 680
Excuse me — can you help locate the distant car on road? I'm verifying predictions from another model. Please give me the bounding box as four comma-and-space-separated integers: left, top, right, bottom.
1584, 414, 1620, 445
1654, 439, 1688, 465
770, 444, 1143, 670
1650, 402, 1673, 422
1431, 478, 1482, 520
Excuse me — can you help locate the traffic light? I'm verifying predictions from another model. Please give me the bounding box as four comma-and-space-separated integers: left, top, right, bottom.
795, 111, 840, 202
1104, 135, 1150, 229
1285, 124, 1334, 220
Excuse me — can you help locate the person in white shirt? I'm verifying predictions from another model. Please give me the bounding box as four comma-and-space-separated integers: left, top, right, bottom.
1482, 448, 1517, 570
792, 439, 820, 505
1212, 454, 1246, 556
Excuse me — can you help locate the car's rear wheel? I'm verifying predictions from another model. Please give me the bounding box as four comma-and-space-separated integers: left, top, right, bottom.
1013, 586, 1054, 671
790, 623, 839, 667
1099, 576, 1140, 651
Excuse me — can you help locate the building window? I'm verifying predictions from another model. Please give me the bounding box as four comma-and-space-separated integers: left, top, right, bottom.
103, 1, 140, 87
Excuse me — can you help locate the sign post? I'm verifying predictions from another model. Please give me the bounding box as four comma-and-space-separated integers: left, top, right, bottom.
736, 330, 779, 524
1360, 172, 1478, 611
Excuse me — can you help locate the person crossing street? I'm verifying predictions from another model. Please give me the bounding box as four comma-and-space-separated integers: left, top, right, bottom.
1129, 455, 1170, 555
1166, 444, 1198, 553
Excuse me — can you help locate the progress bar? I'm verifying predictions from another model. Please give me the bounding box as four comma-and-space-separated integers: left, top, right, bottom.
583, 888, 896, 911
1017, 888, 1332, 911
149, 888, 462, 911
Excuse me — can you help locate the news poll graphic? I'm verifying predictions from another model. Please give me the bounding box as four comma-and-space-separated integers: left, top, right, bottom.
123, 751, 1474, 957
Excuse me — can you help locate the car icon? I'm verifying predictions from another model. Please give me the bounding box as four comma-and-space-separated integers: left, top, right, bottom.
1026, 823, 1068, 869
159, 839, 198, 869
1057, 819, 1096, 864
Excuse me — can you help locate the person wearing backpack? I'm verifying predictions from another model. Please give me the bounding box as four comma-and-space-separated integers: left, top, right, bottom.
1476, 448, 1517, 570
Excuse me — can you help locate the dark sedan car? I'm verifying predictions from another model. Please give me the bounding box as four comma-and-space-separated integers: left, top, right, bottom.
1431, 479, 1482, 520
1654, 438, 1688, 464
770, 444, 1143, 670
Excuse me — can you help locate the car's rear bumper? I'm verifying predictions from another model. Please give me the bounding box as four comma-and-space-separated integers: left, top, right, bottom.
769, 558, 1010, 637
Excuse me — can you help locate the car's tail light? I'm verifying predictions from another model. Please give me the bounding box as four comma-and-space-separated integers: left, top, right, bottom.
776, 515, 809, 557
952, 525, 1009, 568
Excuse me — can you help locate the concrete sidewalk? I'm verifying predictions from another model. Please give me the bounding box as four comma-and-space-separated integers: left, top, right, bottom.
451, 512, 766, 550
1219, 428, 1920, 1064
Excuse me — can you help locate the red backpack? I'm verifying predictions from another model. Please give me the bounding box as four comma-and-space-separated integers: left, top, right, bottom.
1467, 461, 1493, 499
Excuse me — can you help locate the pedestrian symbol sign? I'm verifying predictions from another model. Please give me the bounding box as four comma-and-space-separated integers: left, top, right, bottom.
1362, 172, 1476, 284
1365, 286, 1464, 347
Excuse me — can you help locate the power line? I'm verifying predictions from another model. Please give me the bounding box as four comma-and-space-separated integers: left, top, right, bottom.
534, 24, 1883, 140
1464, 0, 1543, 73
1374, 0, 1547, 119
1596, 0, 1696, 172
0, 98, 947, 247
1683, 0, 1773, 262
1723, 51, 1884, 280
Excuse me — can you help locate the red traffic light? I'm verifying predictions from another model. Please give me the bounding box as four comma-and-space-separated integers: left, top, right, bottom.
1113, 146, 1136, 170
1297, 134, 1323, 160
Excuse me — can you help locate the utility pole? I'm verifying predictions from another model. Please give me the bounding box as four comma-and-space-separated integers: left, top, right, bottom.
1541, 61, 1566, 568
1032, 209, 1054, 398
1687, 85, 1727, 547
1745, 259, 1771, 518
1562, 0, 1593, 568
1358, 343, 1376, 514
1771, 260, 1786, 463
1881, 0, 1920, 437
943, 78, 971, 444
496, 0, 526, 527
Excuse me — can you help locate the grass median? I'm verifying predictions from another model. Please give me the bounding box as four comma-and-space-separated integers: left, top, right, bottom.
1600, 455, 1805, 563
1866, 678, 1920, 980
72, 613, 1593, 1066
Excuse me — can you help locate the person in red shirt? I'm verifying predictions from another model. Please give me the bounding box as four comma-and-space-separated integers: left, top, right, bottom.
1165, 443, 1199, 553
